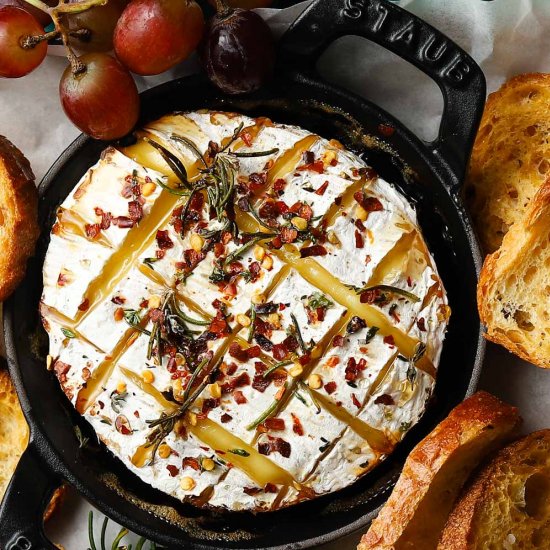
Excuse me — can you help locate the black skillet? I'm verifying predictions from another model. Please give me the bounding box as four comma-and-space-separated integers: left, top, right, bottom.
0, 0, 486, 548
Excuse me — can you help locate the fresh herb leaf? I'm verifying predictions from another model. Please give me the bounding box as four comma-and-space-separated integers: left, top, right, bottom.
61, 327, 76, 339
142, 257, 159, 269
141, 137, 191, 190
74, 425, 89, 449
362, 326, 380, 344
228, 448, 250, 457
345, 283, 420, 303
305, 292, 333, 310
110, 390, 128, 414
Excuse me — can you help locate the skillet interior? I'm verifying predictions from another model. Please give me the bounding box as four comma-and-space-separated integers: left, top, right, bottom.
3, 65, 484, 549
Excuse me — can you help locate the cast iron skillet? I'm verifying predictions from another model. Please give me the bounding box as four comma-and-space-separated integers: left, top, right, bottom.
0, 1, 486, 548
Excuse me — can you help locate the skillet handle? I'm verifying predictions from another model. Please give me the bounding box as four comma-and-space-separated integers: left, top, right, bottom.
0, 443, 59, 550
278, 0, 486, 188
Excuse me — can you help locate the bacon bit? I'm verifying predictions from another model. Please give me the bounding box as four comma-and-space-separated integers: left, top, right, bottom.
78, 299, 90, 311
407, 276, 413, 287
272, 343, 288, 361
291, 413, 304, 436
223, 362, 238, 376
166, 465, 179, 477
202, 398, 220, 414
233, 390, 247, 404
264, 417, 285, 431
416, 317, 427, 332
149, 308, 164, 323
240, 131, 253, 147
156, 230, 174, 250
264, 483, 278, 493
209, 312, 230, 337
378, 123, 395, 137
181, 249, 206, 273
351, 393, 361, 409
354, 191, 384, 212
243, 487, 262, 496
365, 254, 372, 265
248, 172, 268, 193
213, 242, 225, 258
271, 369, 287, 387
254, 333, 274, 352
128, 200, 143, 221
355, 218, 366, 232
134, 410, 140, 418
156, 249, 166, 259
182, 457, 201, 471
252, 368, 271, 393
247, 345, 261, 359
375, 393, 395, 406
222, 282, 238, 298
273, 178, 286, 194
355, 229, 364, 249
300, 245, 327, 258
221, 413, 233, 423
325, 356, 340, 368
113, 216, 135, 228
360, 289, 383, 304
298, 203, 313, 221
383, 335, 395, 347
298, 353, 311, 366
332, 335, 345, 348
324, 381, 337, 394
229, 342, 249, 362
259, 200, 280, 221
85, 223, 101, 239
315, 181, 329, 196
53, 361, 70, 383
258, 437, 291, 458
270, 235, 283, 249
248, 261, 261, 282
139, 298, 149, 308
280, 227, 298, 244
221, 231, 233, 245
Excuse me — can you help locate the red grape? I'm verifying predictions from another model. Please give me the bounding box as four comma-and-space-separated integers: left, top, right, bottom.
208, 0, 273, 7
59, 53, 139, 140
201, 6, 274, 94
67, 0, 128, 53
0, 6, 47, 78
113, 0, 204, 76
0, 0, 53, 27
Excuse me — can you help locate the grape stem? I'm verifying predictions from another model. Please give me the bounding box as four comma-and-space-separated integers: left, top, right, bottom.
214, 0, 232, 16
22, 0, 109, 74
20, 29, 59, 49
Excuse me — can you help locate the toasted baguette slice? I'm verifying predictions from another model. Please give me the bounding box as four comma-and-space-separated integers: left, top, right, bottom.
0, 369, 65, 520
464, 73, 550, 253
477, 178, 550, 368
439, 430, 550, 549
0, 135, 39, 301
358, 392, 520, 550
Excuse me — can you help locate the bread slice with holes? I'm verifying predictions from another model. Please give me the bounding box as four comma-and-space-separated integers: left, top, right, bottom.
0, 369, 65, 520
358, 392, 520, 550
439, 430, 550, 550
477, 177, 550, 368
464, 73, 550, 253
0, 135, 39, 301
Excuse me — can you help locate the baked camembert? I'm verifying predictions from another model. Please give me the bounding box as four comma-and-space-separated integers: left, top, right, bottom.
41, 111, 449, 511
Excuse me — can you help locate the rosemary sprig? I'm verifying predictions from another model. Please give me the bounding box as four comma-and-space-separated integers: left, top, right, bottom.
146, 292, 171, 364
155, 178, 190, 196
297, 380, 321, 414
218, 122, 244, 154
246, 382, 289, 430
61, 327, 76, 339
346, 283, 420, 303
290, 313, 308, 354
228, 147, 279, 158
87, 511, 158, 550
239, 197, 277, 231
142, 136, 192, 189
123, 310, 151, 336
223, 235, 264, 268
170, 294, 209, 326
262, 359, 293, 379
247, 305, 256, 343
182, 356, 209, 402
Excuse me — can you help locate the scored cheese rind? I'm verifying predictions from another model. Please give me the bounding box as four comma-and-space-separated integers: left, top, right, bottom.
42, 110, 449, 512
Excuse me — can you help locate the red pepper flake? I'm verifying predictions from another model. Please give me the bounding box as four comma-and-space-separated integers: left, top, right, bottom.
298, 353, 311, 366
375, 393, 395, 406
300, 245, 327, 258
355, 229, 364, 249
416, 317, 427, 331
213, 242, 225, 258
57, 272, 69, 287
240, 131, 253, 147
272, 343, 288, 361
149, 308, 164, 323
209, 312, 230, 337
264, 483, 278, 493
325, 356, 340, 368
243, 486, 262, 496
298, 160, 324, 174
407, 276, 413, 287
78, 299, 90, 311
332, 335, 345, 348
99, 211, 112, 230
383, 335, 395, 347
273, 178, 286, 194
53, 361, 70, 383
351, 393, 361, 409
315, 181, 329, 196
378, 123, 395, 137
247, 345, 261, 359
221, 413, 233, 423
85, 223, 101, 239
202, 398, 220, 413
291, 413, 304, 436
365, 254, 372, 265
354, 191, 384, 212
233, 390, 247, 404
221, 372, 251, 395
324, 381, 337, 395
156, 230, 174, 250
355, 218, 366, 232
360, 288, 383, 304
345, 358, 359, 382
270, 235, 283, 249
258, 436, 291, 458
264, 417, 285, 431
182, 457, 201, 471
166, 465, 179, 477
298, 203, 313, 221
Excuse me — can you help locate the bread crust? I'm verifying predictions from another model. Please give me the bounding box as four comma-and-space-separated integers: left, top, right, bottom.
358, 392, 520, 550
438, 430, 550, 550
477, 177, 550, 368
465, 72, 550, 253
0, 136, 39, 301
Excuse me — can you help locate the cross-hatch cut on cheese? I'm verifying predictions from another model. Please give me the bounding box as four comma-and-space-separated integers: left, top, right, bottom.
43, 111, 448, 512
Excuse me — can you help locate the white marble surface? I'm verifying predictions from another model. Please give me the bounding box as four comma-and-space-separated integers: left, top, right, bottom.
2, 0, 550, 548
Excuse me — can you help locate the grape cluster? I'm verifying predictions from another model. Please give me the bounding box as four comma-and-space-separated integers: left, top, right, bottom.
0, 0, 275, 140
